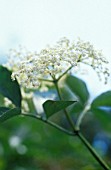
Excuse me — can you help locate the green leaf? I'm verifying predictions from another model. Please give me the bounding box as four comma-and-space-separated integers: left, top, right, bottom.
0, 94, 5, 106
91, 108, 111, 132
0, 107, 21, 123
59, 84, 75, 101
43, 100, 76, 118
65, 75, 89, 105
0, 66, 22, 107
91, 91, 111, 132
91, 91, 111, 108
0, 107, 10, 113
69, 102, 84, 115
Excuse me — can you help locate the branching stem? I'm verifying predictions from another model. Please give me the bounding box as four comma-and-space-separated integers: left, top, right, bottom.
53, 75, 110, 170
57, 65, 73, 81
54, 80, 76, 131
21, 113, 75, 136
75, 104, 90, 131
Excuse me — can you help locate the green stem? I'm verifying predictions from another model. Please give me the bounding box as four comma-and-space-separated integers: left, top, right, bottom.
39, 65, 73, 83
21, 113, 75, 136
75, 104, 90, 131
57, 65, 73, 81
54, 80, 76, 131
78, 133, 110, 170
54, 78, 110, 170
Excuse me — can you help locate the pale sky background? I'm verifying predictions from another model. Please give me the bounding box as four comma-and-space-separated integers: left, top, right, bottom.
0, 0, 111, 98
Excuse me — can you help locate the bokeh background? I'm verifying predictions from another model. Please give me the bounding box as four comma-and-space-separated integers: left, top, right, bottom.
0, 0, 111, 169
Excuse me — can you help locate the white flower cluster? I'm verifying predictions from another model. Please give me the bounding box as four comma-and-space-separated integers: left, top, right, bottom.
8, 37, 109, 88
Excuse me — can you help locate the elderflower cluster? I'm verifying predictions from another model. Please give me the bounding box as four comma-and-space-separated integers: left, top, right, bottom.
8, 37, 109, 88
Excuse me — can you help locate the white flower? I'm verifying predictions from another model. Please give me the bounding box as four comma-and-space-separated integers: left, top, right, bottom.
7, 37, 109, 88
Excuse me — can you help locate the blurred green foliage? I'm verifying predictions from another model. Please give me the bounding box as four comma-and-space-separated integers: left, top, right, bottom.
0, 65, 111, 170
0, 116, 105, 170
